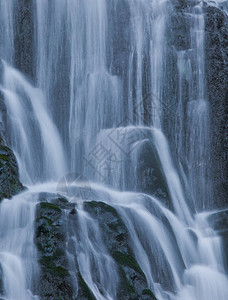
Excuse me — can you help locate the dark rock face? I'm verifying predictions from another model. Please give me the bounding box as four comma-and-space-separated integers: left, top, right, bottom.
84, 201, 156, 300
34, 195, 156, 300
0, 93, 7, 143
35, 196, 75, 300
204, 6, 228, 209
208, 209, 228, 271
0, 144, 24, 201
0, 144, 24, 296
167, 2, 228, 210
14, 0, 35, 79
0, 264, 4, 297
107, 0, 131, 78
135, 140, 171, 209
209, 209, 228, 232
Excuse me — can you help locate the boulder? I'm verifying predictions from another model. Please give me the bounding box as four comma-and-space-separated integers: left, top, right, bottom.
34, 194, 157, 300
35, 195, 75, 300
84, 201, 157, 300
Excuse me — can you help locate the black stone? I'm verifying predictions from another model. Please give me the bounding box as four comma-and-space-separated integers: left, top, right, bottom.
0, 145, 24, 201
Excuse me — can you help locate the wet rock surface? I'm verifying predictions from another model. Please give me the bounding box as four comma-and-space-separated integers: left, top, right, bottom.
167, 1, 228, 209
35, 195, 75, 300
0, 144, 24, 201
136, 140, 171, 209
0, 144, 24, 297
209, 209, 228, 271
0, 264, 4, 297
204, 5, 228, 209
0, 0, 227, 298
34, 195, 156, 300
84, 201, 156, 300
14, 0, 35, 79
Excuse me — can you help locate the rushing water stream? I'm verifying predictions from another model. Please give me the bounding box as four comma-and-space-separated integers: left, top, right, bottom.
0, 0, 227, 299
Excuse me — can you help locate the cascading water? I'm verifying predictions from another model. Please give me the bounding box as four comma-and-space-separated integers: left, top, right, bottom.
175, 3, 211, 211
0, 191, 39, 300
0, 0, 227, 299
1, 62, 67, 184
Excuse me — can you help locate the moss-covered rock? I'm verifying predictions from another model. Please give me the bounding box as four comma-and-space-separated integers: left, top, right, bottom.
142, 289, 157, 299
35, 194, 97, 300
84, 201, 157, 300
34, 195, 157, 299
35, 195, 74, 300
77, 271, 96, 300
0, 145, 24, 201
112, 251, 144, 275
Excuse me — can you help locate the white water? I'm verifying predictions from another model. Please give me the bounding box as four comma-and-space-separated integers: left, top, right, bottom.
66, 207, 119, 300
1, 62, 67, 184
0, 0, 227, 299
0, 191, 39, 300
175, 3, 211, 211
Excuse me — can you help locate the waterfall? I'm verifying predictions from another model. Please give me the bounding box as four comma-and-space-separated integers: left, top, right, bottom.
0, 0, 227, 299
1, 62, 67, 184
0, 190, 40, 300
175, 4, 211, 211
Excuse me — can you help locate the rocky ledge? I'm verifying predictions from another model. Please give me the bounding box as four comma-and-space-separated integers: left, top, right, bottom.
0, 144, 24, 201
208, 209, 228, 272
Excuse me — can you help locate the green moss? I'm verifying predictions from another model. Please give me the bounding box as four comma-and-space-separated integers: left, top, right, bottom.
55, 197, 69, 205
36, 216, 53, 226
107, 222, 119, 231
78, 271, 96, 300
11, 182, 24, 194
40, 257, 68, 277
85, 201, 117, 215
57, 293, 64, 300
40, 202, 61, 212
55, 232, 65, 242
142, 289, 157, 299
36, 242, 43, 252
52, 249, 65, 260
119, 266, 136, 294
36, 222, 51, 237
53, 266, 68, 277
112, 251, 143, 275
0, 154, 10, 161
0, 146, 10, 152
40, 256, 52, 268
125, 278, 135, 294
